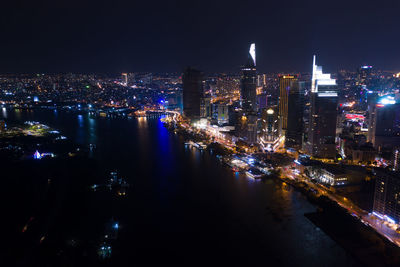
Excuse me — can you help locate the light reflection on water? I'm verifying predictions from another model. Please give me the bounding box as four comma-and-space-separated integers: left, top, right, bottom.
0, 109, 356, 266
2, 107, 7, 118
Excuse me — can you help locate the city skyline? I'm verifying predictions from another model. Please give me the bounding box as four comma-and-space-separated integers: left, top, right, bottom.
3, 1, 400, 265
1, 0, 400, 73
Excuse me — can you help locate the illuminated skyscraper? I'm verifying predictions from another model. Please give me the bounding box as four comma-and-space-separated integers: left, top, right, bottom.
259, 106, 280, 152
278, 75, 297, 134
240, 43, 257, 112
373, 168, 400, 224
183, 67, 203, 120
307, 56, 338, 158
370, 96, 400, 151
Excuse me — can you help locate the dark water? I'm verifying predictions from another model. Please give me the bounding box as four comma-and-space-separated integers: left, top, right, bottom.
2, 108, 356, 266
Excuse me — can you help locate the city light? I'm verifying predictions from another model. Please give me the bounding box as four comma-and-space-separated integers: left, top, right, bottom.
378, 96, 396, 105
249, 43, 256, 66
33, 150, 42, 159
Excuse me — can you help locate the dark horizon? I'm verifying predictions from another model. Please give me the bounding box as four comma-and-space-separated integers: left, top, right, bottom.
1, 0, 400, 74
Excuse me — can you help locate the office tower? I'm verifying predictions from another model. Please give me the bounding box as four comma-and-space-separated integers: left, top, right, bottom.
370, 96, 400, 151
307, 55, 338, 158
183, 67, 203, 120
278, 75, 297, 135
373, 168, 400, 224
240, 43, 257, 112
367, 92, 379, 143
286, 81, 305, 149
259, 106, 280, 152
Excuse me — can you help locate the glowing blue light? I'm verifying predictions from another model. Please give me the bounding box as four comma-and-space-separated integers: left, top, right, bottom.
33, 150, 42, 159
372, 211, 384, 220
113, 223, 119, 229
379, 96, 396, 105
384, 215, 396, 224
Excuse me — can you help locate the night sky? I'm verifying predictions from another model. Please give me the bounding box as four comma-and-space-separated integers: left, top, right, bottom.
1, 0, 399, 74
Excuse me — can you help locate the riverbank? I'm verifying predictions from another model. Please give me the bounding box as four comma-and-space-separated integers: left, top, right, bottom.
306, 196, 400, 266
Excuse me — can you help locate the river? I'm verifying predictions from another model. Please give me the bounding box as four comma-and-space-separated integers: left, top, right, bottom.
2, 108, 356, 266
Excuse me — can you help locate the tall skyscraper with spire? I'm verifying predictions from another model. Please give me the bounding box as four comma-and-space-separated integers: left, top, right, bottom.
240, 43, 257, 112
306, 55, 338, 158
236, 43, 258, 144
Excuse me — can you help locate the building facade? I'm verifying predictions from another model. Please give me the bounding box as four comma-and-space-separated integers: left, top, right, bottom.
278, 75, 297, 134
370, 97, 400, 151
259, 106, 281, 152
286, 81, 305, 149
306, 56, 338, 159
240, 43, 257, 112
373, 169, 400, 224
183, 67, 203, 120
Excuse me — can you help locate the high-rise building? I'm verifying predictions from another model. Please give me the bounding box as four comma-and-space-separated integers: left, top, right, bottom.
370, 96, 400, 151
286, 81, 305, 149
307, 55, 338, 159
259, 106, 281, 152
240, 43, 257, 112
373, 168, 400, 224
183, 67, 203, 120
367, 92, 379, 143
278, 75, 297, 135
